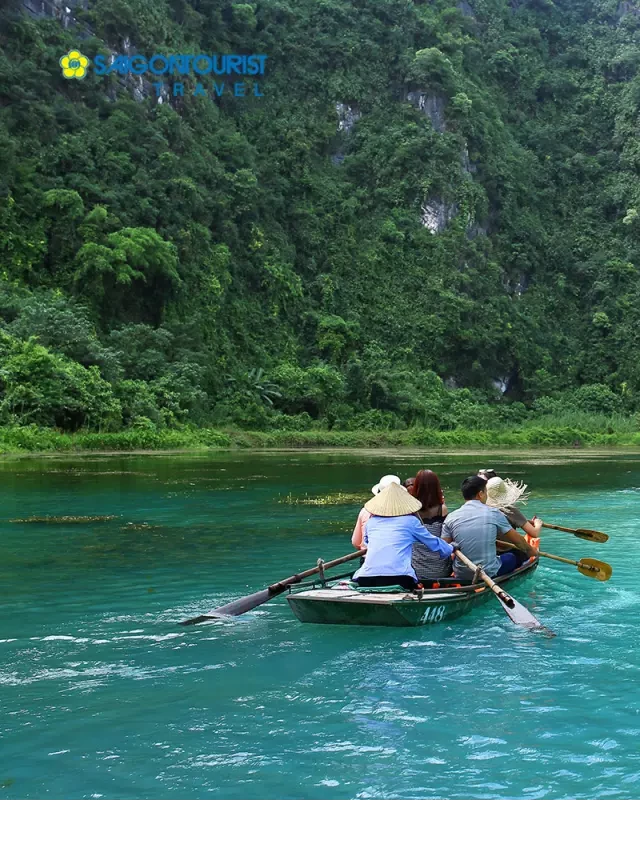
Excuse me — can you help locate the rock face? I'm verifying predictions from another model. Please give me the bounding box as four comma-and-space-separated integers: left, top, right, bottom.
461, 143, 477, 175
457, 1, 476, 19
407, 92, 447, 133
117, 37, 155, 102
616, 1, 640, 18
466, 221, 488, 239
504, 273, 530, 295
23, 0, 88, 29
514, 274, 529, 295
332, 103, 361, 164
421, 199, 458, 233
336, 103, 361, 134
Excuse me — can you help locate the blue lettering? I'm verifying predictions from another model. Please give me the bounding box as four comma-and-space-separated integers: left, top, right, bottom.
194, 82, 207, 96
149, 54, 169, 74
212, 55, 226, 75
130, 55, 147, 74
152, 82, 164, 97
253, 55, 267, 74
111, 55, 129, 75
194, 54, 213, 75
234, 83, 246, 97
214, 82, 225, 96
253, 83, 263, 97
89, 53, 268, 83
173, 82, 184, 96
169, 55, 190, 75
94, 54, 108, 75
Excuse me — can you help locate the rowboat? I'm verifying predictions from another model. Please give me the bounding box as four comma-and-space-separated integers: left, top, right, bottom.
287, 557, 539, 627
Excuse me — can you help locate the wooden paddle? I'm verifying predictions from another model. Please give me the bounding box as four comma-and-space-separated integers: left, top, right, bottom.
180, 549, 366, 625
540, 522, 608, 543
537, 551, 612, 582
455, 550, 551, 633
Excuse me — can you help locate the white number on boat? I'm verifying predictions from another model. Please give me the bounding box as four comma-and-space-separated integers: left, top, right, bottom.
420, 605, 446, 624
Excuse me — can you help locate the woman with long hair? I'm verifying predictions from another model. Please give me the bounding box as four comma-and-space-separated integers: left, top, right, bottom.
408, 469, 452, 580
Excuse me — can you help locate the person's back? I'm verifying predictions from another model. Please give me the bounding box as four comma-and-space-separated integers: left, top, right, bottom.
408, 469, 452, 580
413, 511, 452, 579
352, 483, 454, 590
442, 500, 510, 580
441, 475, 538, 581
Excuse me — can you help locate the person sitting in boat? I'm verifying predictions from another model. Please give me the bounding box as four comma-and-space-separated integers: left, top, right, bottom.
485, 475, 543, 542
352, 482, 454, 591
478, 470, 543, 539
441, 476, 538, 582
351, 474, 401, 550
408, 469, 453, 581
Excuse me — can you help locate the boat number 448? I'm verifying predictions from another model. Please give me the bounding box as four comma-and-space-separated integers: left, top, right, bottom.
419, 605, 446, 624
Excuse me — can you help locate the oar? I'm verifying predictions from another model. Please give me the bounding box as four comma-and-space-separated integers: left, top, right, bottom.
540, 522, 608, 543
455, 550, 551, 633
180, 549, 365, 625
538, 551, 612, 582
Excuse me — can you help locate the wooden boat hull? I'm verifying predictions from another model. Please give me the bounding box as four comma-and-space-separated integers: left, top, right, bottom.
287, 559, 539, 627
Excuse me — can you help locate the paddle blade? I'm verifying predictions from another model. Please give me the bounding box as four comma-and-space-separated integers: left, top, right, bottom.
180, 612, 226, 626
577, 558, 612, 582
180, 588, 276, 624
575, 529, 609, 543
496, 595, 551, 633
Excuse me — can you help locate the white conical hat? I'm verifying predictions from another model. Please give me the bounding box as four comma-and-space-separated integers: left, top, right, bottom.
371, 474, 401, 495
485, 476, 530, 508
364, 482, 422, 517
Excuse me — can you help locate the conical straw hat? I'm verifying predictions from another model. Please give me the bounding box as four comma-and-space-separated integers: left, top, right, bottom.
364, 482, 422, 517
485, 477, 530, 509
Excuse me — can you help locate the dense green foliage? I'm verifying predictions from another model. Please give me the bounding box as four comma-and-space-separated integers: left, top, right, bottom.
1, 0, 639, 436
1, 421, 640, 454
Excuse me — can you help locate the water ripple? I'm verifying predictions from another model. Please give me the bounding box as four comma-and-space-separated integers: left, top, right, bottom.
1, 454, 639, 798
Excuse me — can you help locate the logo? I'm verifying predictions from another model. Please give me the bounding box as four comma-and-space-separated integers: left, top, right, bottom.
93, 53, 267, 77
56, 51, 267, 99
60, 49, 90, 80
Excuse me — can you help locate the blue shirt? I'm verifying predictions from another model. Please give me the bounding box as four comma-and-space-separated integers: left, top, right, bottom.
353, 514, 454, 581
442, 500, 512, 579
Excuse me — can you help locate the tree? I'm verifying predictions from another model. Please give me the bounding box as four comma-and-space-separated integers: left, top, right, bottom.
74, 228, 181, 325
0, 331, 122, 430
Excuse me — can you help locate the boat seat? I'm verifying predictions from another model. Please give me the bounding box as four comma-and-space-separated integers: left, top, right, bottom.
420, 577, 467, 589
328, 580, 410, 594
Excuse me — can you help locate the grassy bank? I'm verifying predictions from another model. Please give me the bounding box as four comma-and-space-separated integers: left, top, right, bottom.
0, 424, 640, 455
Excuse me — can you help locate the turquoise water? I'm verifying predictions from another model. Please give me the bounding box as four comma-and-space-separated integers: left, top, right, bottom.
1, 449, 639, 799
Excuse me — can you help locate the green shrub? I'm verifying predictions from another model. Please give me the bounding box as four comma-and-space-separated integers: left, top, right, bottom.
270, 362, 345, 418
0, 332, 122, 430
572, 384, 622, 415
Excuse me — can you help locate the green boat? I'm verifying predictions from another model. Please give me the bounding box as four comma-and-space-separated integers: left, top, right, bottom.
287, 558, 539, 627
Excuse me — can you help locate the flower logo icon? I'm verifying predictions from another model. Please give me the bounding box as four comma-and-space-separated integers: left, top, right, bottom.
59, 50, 89, 80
